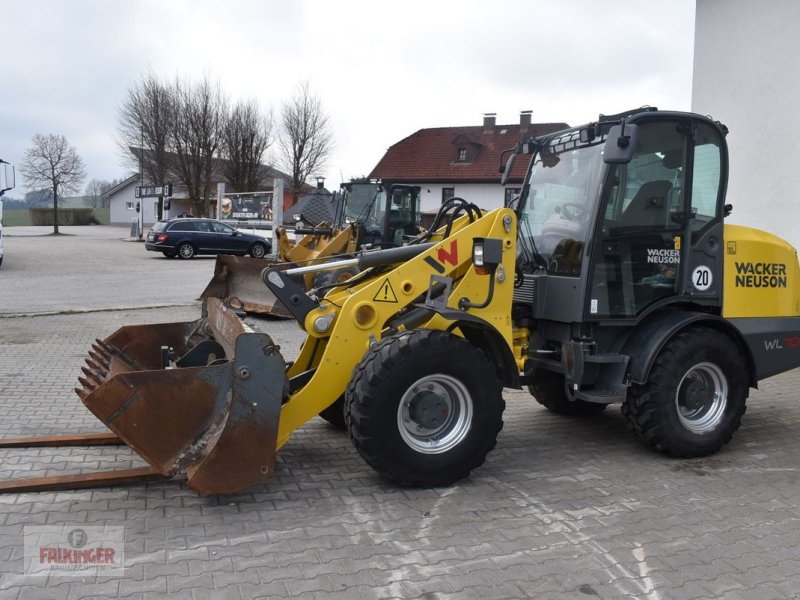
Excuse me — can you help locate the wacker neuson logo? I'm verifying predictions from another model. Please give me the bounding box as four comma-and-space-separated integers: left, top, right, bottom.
646, 248, 680, 264
24, 525, 124, 576
735, 262, 788, 288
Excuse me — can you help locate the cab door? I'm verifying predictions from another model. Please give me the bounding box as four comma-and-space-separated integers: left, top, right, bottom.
587, 118, 725, 320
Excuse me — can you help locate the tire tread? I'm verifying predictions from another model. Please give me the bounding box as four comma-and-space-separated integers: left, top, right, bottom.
346, 329, 504, 486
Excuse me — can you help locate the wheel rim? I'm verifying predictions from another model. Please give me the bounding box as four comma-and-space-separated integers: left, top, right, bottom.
674, 362, 728, 433
179, 244, 193, 258
397, 373, 473, 454
336, 271, 353, 283
252, 244, 265, 258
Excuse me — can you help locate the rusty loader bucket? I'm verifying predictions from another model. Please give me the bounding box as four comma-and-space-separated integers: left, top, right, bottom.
200, 255, 293, 318
0, 298, 289, 495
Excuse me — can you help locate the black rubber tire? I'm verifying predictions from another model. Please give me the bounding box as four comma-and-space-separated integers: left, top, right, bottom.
346, 329, 505, 487
622, 326, 748, 458
313, 267, 359, 289
528, 368, 607, 416
318, 397, 346, 429
177, 242, 195, 259
250, 242, 268, 259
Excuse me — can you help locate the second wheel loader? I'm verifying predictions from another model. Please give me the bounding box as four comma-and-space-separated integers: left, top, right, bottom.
5, 107, 800, 496
200, 182, 422, 316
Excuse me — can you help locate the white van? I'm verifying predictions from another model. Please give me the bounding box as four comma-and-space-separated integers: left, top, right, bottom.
0, 160, 15, 267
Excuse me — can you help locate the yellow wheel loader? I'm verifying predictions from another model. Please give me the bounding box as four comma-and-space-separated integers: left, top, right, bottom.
200, 183, 422, 316
6, 108, 800, 496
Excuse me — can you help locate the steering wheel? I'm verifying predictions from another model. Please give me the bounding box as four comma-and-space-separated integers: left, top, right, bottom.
561, 203, 586, 222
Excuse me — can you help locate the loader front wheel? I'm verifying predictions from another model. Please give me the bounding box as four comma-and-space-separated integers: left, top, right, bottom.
622, 327, 748, 458
318, 397, 346, 429
346, 329, 504, 487
313, 267, 359, 289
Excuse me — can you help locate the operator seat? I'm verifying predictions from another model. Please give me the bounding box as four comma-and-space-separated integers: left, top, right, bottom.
620, 180, 673, 229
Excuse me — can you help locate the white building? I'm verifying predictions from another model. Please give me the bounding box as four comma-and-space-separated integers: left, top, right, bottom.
692, 0, 800, 248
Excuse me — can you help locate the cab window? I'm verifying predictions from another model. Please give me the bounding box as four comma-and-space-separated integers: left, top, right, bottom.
690, 122, 723, 232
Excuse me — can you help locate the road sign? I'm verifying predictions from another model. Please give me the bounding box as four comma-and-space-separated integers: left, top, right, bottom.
135, 184, 172, 198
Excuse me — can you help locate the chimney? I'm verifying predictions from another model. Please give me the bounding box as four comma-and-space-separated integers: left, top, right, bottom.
520, 110, 532, 130
316, 177, 325, 190
483, 113, 496, 132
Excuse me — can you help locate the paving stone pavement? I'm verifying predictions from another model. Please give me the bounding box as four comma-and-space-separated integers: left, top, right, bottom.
1, 230, 800, 599
1, 307, 800, 599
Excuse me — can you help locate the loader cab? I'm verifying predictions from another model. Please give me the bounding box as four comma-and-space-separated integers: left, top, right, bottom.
343, 183, 421, 248
516, 110, 728, 324
384, 185, 421, 246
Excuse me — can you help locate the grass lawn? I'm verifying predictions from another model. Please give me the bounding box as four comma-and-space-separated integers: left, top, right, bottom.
2, 210, 32, 226
2, 207, 110, 226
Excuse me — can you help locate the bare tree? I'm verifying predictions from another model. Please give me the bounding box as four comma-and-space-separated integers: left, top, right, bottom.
172, 76, 227, 216
117, 71, 175, 186
221, 99, 273, 193
84, 178, 113, 208
19, 134, 86, 233
278, 82, 334, 203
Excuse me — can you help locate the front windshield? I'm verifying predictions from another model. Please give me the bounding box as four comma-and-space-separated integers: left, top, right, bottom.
518, 136, 605, 275
344, 184, 380, 222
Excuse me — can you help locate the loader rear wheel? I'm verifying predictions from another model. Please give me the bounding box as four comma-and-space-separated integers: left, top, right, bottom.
177, 242, 195, 259
527, 368, 607, 416
346, 329, 504, 487
622, 327, 748, 458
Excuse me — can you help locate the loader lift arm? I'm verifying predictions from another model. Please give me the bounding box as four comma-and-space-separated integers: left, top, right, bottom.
273, 208, 519, 449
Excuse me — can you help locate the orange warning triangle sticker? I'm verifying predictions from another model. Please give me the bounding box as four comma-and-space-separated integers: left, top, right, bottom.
373, 278, 398, 303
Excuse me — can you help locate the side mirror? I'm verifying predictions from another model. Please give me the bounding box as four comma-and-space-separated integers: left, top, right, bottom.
500, 152, 516, 186
603, 123, 639, 164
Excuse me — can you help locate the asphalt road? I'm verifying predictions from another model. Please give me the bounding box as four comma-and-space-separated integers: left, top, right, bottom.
0, 226, 232, 315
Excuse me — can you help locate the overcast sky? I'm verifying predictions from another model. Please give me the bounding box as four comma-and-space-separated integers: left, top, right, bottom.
1, 0, 695, 196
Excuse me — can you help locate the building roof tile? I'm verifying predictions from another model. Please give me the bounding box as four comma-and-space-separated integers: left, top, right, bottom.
369, 120, 569, 183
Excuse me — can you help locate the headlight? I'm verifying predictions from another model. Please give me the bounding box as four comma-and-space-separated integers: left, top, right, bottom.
473, 243, 485, 267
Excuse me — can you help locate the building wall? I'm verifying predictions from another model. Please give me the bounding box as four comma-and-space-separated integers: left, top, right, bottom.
109, 181, 191, 226
692, 0, 800, 248
108, 181, 141, 226
417, 183, 524, 214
